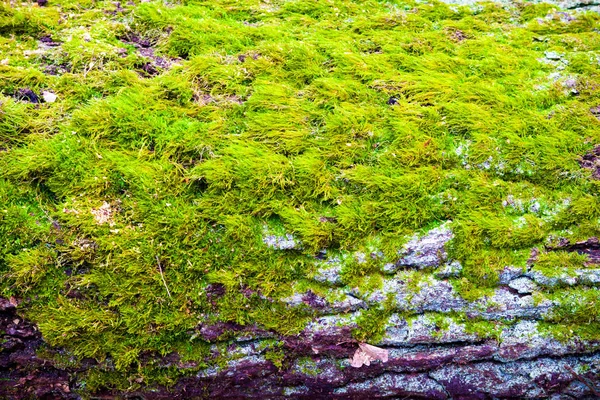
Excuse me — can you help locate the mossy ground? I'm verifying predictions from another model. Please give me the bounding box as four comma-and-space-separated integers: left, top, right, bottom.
1, 0, 600, 394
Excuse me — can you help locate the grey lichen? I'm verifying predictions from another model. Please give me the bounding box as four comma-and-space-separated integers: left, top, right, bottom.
392, 223, 454, 272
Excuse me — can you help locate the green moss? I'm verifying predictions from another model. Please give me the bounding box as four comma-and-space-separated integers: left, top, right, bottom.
295, 357, 322, 377
341, 258, 384, 290
542, 288, 600, 341
0, 4, 48, 36
450, 313, 506, 341
1, 0, 600, 394
533, 250, 589, 278
464, 319, 505, 342
426, 313, 453, 340
264, 347, 286, 370
352, 297, 395, 342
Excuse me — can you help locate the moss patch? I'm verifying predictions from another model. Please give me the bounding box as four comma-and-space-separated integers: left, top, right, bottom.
1, 0, 600, 394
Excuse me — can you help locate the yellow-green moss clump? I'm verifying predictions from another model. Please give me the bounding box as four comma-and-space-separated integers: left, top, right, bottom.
1, 0, 600, 394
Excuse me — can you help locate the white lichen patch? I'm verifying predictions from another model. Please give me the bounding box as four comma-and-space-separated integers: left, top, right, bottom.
91, 201, 115, 226
262, 224, 301, 250
390, 222, 454, 273
508, 277, 538, 294
313, 253, 345, 285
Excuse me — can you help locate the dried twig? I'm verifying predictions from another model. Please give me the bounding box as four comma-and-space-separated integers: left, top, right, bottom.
565, 365, 600, 397
156, 256, 172, 300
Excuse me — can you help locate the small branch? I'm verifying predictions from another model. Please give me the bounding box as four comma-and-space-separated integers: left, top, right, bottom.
565, 365, 600, 397
335, 340, 357, 346
156, 256, 172, 300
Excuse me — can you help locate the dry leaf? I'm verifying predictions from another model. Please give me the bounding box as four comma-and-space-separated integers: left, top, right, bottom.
350, 348, 371, 368
350, 342, 389, 368
359, 343, 389, 362
42, 91, 57, 103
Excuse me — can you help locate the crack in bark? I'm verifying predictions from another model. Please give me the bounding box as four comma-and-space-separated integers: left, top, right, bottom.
548, 237, 600, 264
427, 371, 452, 399
565, 1, 600, 9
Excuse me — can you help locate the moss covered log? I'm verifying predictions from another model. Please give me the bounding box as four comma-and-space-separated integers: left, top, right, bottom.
1, 0, 600, 398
